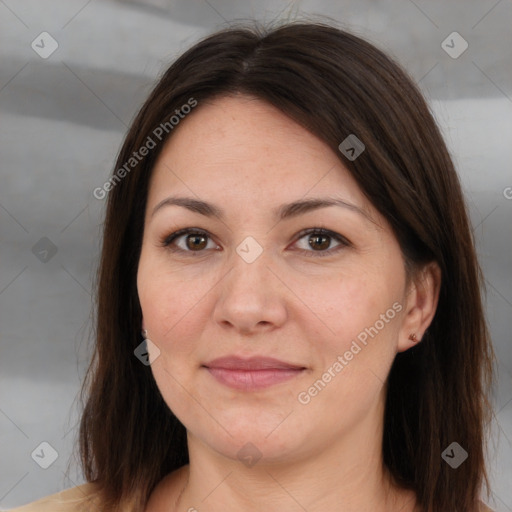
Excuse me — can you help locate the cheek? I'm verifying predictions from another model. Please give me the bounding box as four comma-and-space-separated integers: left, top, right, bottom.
137, 252, 217, 348
293, 265, 404, 403
295, 282, 401, 433
293, 265, 397, 339
137, 262, 204, 415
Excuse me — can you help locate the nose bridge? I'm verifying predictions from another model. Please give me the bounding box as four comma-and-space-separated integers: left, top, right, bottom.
229, 235, 272, 291
213, 235, 287, 331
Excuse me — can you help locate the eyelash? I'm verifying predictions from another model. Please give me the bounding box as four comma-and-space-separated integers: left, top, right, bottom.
160, 227, 351, 258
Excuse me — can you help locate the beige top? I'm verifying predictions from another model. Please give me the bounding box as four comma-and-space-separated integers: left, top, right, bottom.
4, 483, 102, 512
4, 484, 496, 512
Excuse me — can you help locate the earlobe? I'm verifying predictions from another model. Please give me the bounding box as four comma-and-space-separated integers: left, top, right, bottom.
398, 262, 442, 352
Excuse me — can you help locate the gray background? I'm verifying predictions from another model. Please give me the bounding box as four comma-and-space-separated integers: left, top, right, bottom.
0, 0, 511, 509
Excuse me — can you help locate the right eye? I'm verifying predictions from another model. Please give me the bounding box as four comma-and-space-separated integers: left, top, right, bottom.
160, 228, 221, 255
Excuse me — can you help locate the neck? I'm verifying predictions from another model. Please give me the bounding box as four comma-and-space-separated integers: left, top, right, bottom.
176, 455, 416, 512
170, 394, 418, 512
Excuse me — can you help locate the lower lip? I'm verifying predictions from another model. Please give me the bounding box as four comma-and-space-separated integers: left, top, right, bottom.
204, 367, 305, 391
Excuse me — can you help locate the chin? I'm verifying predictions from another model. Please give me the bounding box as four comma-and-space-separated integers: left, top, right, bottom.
189, 419, 309, 466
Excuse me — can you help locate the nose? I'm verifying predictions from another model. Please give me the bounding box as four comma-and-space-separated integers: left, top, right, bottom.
212, 248, 288, 336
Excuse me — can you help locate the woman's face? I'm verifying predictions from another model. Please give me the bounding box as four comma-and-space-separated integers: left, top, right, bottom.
137, 94, 416, 464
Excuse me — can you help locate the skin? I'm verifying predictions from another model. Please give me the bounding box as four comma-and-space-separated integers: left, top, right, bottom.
137, 94, 441, 512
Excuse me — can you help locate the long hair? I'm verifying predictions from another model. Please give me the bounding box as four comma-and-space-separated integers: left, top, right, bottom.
76, 21, 495, 512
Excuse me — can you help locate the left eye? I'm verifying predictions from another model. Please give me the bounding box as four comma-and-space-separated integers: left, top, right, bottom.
292, 228, 350, 257
161, 227, 350, 257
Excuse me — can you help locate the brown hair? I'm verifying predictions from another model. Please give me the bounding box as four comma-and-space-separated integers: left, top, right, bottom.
76, 21, 495, 512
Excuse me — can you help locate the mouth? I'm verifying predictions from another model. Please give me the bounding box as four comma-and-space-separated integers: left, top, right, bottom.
202, 356, 307, 391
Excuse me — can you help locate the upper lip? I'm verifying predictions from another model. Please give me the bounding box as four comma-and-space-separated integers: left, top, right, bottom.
203, 356, 306, 370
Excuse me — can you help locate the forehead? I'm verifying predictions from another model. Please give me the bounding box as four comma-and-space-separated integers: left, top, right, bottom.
147, 95, 370, 215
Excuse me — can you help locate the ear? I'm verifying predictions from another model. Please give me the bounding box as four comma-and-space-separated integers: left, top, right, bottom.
397, 261, 441, 352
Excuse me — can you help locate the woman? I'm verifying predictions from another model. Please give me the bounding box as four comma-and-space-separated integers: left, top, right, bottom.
11, 21, 495, 512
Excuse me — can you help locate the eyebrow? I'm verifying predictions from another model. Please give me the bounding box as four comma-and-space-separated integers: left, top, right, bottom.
151, 195, 374, 223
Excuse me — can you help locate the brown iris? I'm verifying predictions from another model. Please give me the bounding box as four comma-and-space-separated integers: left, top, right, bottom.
186, 234, 208, 251
308, 234, 331, 251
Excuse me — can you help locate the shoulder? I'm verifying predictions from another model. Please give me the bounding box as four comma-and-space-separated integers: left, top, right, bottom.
145, 465, 189, 510
479, 502, 495, 512
4, 483, 102, 512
